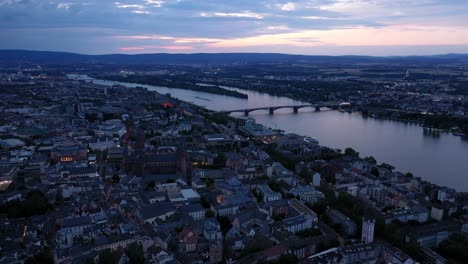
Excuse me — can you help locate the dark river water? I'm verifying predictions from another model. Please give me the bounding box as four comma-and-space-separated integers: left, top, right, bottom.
69, 75, 468, 191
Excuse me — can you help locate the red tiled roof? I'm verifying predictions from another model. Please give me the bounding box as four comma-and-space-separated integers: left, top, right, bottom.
262, 245, 286, 258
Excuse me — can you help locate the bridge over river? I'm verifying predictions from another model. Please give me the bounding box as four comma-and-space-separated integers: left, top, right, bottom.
220, 103, 341, 116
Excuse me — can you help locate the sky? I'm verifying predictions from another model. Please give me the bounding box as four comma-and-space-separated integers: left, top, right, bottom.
1, 0, 468, 55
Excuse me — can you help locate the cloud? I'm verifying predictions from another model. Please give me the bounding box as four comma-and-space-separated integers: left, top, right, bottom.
118, 45, 194, 51
1, 0, 468, 55
142, 0, 165, 7
0, 0, 22, 6
300, 16, 347, 20
277, 2, 296, 11
115, 23, 468, 51
116, 34, 222, 44
57, 3, 73, 10
114, 2, 145, 9
132, 10, 151, 14
119, 46, 146, 51
200, 11, 265, 19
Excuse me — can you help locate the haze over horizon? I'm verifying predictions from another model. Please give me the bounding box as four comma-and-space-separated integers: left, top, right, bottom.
2, 0, 468, 56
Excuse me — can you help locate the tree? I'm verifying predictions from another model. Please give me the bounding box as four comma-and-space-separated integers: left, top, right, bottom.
127, 243, 145, 264
201, 196, 211, 208
437, 233, 468, 263
307, 201, 327, 216
255, 191, 264, 203
364, 156, 377, 164
204, 178, 215, 189
205, 209, 215, 218
344, 147, 359, 158
0, 189, 53, 218
55, 190, 64, 206
217, 216, 232, 235
299, 167, 311, 183
112, 174, 120, 183
25, 248, 54, 264
146, 181, 155, 190
99, 249, 118, 264
213, 152, 226, 167
370, 167, 379, 176
268, 179, 281, 192
278, 254, 298, 264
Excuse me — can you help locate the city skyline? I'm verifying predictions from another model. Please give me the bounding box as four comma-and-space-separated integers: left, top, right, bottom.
2, 0, 468, 55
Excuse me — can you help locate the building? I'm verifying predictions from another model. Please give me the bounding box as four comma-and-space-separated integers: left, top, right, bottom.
383, 206, 429, 224
437, 187, 454, 203
421, 247, 447, 264
184, 203, 205, 221
224, 152, 243, 169
239, 124, 280, 143
209, 240, 223, 264
275, 215, 314, 234
236, 165, 264, 180
50, 140, 87, 163
406, 221, 461, 248
257, 184, 282, 203
178, 227, 197, 253
382, 246, 416, 264
270, 202, 316, 234
204, 218, 222, 241
143, 154, 179, 174
328, 209, 357, 236
462, 223, 468, 234
60, 165, 97, 179
361, 218, 375, 244
107, 147, 125, 160
312, 172, 321, 187
437, 189, 447, 202
94, 119, 126, 137
88, 136, 117, 151
290, 185, 325, 204
203, 134, 232, 145
55, 216, 92, 249
139, 202, 176, 224
262, 199, 289, 218
339, 244, 379, 264
431, 205, 444, 221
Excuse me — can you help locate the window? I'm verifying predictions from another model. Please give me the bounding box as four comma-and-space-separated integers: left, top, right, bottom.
61, 157, 73, 162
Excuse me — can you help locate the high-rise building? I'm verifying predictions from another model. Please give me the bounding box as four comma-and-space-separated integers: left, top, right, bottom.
312, 172, 321, 187
361, 218, 375, 244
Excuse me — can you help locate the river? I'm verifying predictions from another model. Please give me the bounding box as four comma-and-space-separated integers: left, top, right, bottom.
69, 75, 468, 192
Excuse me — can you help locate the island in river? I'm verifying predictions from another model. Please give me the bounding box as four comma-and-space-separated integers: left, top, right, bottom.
92, 74, 249, 99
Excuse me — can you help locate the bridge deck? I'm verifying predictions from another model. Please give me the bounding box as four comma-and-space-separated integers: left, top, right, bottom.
220, 104, 337, 113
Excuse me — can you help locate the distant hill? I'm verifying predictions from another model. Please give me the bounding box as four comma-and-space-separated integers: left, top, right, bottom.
1, 49, 468, 65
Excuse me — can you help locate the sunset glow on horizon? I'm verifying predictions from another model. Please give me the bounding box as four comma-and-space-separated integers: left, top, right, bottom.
1, 0, 468, 55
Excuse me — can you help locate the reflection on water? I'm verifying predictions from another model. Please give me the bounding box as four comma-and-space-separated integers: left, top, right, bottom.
423, 128, 441, 138
71, 75, 468, 191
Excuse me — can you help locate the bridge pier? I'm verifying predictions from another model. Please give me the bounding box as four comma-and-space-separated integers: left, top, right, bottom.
221, 104, 340, 116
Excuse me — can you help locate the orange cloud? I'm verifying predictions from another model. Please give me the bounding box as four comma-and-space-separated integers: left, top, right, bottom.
117, 25, 468, 51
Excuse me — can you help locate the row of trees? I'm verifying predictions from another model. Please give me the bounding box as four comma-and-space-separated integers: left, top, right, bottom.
0, 189, 53, 218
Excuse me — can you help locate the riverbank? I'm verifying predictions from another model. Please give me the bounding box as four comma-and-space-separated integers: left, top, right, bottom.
358, 108, 468, 137
91, 74, 249, 99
